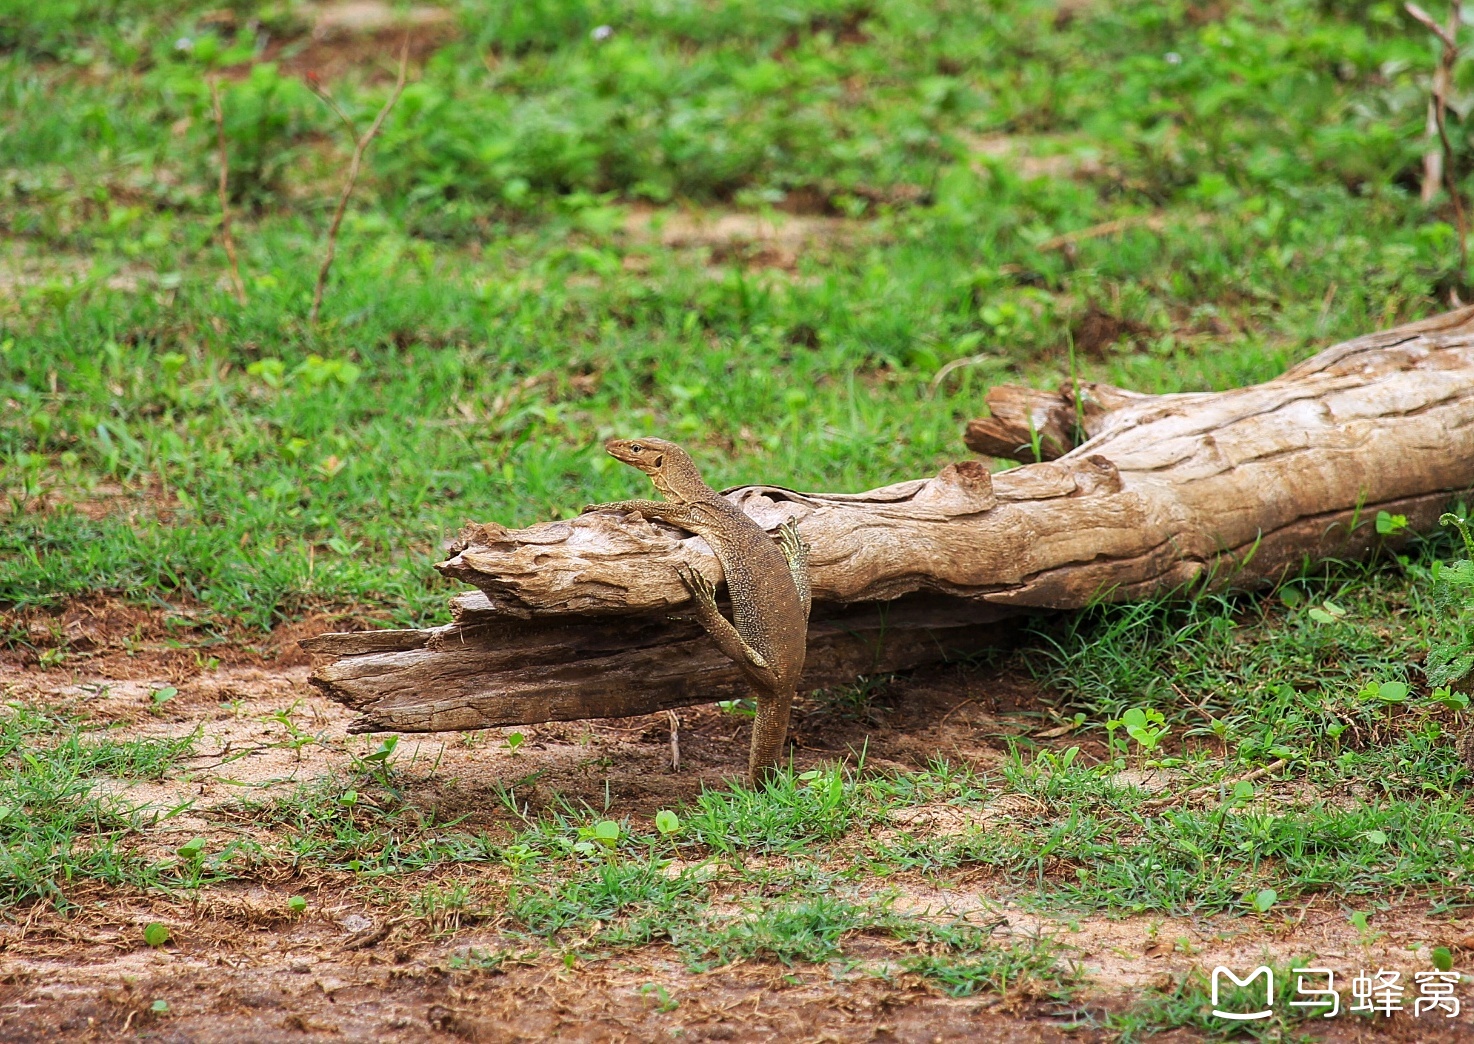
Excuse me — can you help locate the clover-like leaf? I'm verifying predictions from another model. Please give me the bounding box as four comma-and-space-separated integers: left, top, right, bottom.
362, 735, 398, 762
1375, 681, 1409, 703
1375, 510, 1408, 535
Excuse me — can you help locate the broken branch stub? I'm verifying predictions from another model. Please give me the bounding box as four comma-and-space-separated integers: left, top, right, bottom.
307, 307, 1474, 733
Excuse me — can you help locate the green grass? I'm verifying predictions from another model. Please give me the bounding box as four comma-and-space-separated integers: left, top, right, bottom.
3, 0, 1470, 631
5, 0, 1474, 1033
1107, 962, 1324, 1043
929, 554, 1474, 916
202, 761, 1069, 993
0, 698, 1463, 1017
0, 704, 202, 905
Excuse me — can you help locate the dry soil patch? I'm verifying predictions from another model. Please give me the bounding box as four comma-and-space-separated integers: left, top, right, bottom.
4, 618, 1473, 1041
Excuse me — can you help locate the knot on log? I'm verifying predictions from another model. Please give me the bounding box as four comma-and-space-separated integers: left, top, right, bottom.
889, 461, 997, 519
992, 455, 1120, 501
444, 521, 510, 556
1078, 454, 1123, 495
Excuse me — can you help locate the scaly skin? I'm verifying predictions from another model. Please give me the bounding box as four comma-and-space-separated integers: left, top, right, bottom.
586, 437, 810, 784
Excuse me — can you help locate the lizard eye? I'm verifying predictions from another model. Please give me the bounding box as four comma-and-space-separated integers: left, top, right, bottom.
630, 444, 643, 452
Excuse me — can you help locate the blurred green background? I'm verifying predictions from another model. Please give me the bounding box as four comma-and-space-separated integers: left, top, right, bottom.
1, 0, 1465, 629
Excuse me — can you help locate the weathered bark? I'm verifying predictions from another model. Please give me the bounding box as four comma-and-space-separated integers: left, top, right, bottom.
306, 307, 1474, 733
307, 591, 1015, 733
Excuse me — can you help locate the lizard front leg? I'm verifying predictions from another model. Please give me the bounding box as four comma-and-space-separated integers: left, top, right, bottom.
583, 498, 695, 525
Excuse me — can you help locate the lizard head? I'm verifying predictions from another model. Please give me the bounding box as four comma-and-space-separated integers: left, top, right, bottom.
604, 437, 706, 501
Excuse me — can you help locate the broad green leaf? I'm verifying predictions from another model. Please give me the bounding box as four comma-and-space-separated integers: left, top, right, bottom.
1375, 510, 1408, 535
1376, 682, 1409, 703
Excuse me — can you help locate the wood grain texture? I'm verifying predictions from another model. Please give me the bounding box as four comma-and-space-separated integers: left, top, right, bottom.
307, 308, 1474, 733
305, 595, 1015, 733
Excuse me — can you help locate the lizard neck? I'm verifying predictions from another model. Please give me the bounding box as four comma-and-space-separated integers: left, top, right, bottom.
652, 471, 716, 504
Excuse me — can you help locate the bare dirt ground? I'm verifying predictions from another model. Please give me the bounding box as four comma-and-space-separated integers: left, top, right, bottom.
4, 601, 1474, 1042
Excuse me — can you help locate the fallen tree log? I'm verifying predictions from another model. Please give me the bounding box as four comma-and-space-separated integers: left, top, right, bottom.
305, 590, 1017, 732
306, 307, 1474, 733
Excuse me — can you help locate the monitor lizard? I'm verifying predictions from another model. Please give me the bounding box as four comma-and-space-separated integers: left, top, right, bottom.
586, 437, 810, 785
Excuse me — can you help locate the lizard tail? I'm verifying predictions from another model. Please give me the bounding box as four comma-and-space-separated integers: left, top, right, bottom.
747, 689, 795, 786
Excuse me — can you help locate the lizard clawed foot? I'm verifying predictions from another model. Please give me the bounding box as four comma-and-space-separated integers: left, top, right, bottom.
777, 519, 805, 558
674, 562, 719, 608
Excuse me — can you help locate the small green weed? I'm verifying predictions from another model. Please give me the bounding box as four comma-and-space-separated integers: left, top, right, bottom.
683, 763, 863, 854
1426, 512, 1474, 689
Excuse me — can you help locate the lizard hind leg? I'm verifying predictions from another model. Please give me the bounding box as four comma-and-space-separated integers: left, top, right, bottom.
776, 520, 811, 621
675, 563, 770, 672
